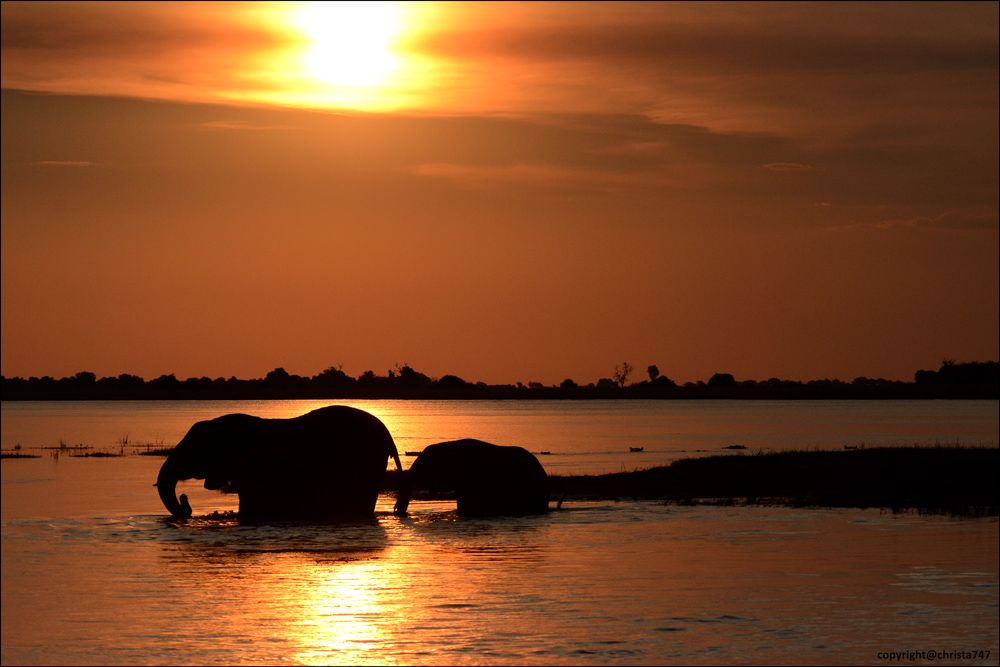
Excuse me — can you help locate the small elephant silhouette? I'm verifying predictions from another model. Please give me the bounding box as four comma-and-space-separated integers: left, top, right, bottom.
394, 439, 549, 516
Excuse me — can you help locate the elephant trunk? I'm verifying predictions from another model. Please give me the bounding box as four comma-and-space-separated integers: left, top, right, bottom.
394, 470, 412, 516
156, 460, 192, 518
391, 447, 402, 476
389, 441, 406, 515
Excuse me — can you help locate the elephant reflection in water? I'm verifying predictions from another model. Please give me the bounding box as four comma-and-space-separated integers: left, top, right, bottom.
156, 406, 402, 521
394, 439, 550, 517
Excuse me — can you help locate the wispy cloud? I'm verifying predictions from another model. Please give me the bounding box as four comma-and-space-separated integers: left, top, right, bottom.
422, 15, 998, 76
407, 3, 998, 137
34, 160, 97, 167
1, 2, 298, 106
405, 159, 730, 194
407, 162, 639, 188
198, 120, 297, 131
762, 163, 816, 172
830, 209, 999, 232
3, 2, 995, 137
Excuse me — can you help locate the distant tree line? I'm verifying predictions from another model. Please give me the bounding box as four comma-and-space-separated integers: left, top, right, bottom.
1, 360, 996, 401
913, 360, 998, 386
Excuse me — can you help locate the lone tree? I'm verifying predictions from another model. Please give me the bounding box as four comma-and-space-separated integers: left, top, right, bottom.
613, 362, 633, 388
647, 365, 660, 381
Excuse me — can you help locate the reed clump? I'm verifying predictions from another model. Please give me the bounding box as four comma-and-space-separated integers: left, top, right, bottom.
1, 451, 40, 459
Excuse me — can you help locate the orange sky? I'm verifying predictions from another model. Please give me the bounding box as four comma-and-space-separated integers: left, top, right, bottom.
2, 1, 997, 385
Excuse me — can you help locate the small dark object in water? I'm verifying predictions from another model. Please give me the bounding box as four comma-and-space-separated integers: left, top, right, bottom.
539, 451, 552, 455
405, 451, 422, 456
725, 445, 747, 450
630, 447, 644, 452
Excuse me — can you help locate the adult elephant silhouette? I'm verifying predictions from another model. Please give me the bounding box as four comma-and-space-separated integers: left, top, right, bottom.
394, 439, 549, 517
156, 406, 402, 521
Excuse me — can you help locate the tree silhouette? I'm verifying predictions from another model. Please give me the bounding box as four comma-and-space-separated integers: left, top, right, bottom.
3, 358, 996, 401
708, 372, 736, 388
613, 362, 633, 388
265, 367, 291, 384
437, 374, 469, 389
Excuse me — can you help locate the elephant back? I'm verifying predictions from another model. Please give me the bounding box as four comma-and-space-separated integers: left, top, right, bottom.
406, 439, 549, 516
240, 406, 397, 520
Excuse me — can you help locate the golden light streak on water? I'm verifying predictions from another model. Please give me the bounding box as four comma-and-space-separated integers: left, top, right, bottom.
289, 559, 394, 666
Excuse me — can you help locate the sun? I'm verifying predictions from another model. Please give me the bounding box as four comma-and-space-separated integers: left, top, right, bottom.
297, 1, 402, 89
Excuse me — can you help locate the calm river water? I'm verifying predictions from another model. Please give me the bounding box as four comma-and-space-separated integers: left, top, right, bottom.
2, 400, 998, 665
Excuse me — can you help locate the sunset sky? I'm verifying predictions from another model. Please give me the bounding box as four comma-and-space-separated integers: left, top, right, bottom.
2, 1, 997, 386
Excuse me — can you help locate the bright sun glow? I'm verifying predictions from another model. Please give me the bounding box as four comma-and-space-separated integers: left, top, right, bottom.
298, 1, 401, 88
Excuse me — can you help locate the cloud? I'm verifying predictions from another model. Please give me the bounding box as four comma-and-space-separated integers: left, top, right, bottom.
762, 163, 816, 172
198, 120, 297, 131
407, 158, 735, 194
34, 160, 97, 167
421, 18, 998, 77
1, 2, 298, 105
407, 162, 638, 188
2, 1, 996, 150
0, 3, 291, 59
409, 2, 998, 119
404, 3, 998, 141
830, 209, 999, 232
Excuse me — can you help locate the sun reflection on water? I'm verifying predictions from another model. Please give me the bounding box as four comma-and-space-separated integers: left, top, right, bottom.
158, 517, 410, 665
289, 558, 396, 666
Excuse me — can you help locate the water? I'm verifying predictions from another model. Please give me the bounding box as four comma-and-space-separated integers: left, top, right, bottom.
2, 400, 998, 665
2, 399, 997, 475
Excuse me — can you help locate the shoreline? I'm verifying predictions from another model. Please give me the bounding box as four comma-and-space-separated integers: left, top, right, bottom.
3, 386, 998, 401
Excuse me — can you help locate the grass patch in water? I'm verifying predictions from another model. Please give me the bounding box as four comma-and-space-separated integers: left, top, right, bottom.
548, 445, 998, 515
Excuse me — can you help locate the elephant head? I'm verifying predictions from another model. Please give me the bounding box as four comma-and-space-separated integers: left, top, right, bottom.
156, 414, 251, 517
157, 406, 402, 521
394, 439, 549, 517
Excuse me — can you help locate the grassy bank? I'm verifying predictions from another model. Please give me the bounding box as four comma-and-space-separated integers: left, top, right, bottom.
546, 446, 998, 515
